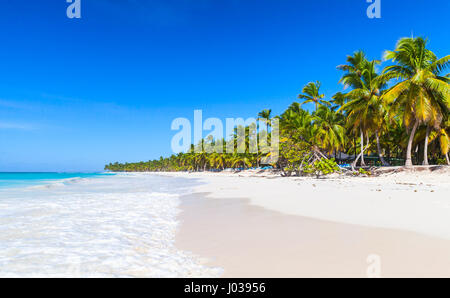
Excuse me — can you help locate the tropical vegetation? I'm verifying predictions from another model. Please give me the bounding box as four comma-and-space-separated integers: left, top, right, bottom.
105, 37, 449, 175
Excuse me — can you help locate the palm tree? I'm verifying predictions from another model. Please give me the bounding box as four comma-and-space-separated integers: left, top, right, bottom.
231, 154, 252, 170
429, 117, 450, 165
337, 51, 380, 89
382, 37, 450, 167
338, 54, 390, 167
312, 105, 345, 155
357, 61, 391, 166
298, 81, 330, 110
437, 128, 449, 165
331, 92, 347, 110
337, 51, 369, 167
441, 129, 450, 165
105, 37, 448, 173
258, 109, 272, 126
337, 51, 374, 76
208, 152, 226, 170
280, 107, 313, 143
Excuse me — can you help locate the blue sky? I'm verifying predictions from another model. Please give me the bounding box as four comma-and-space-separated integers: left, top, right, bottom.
0, 0, 448, 172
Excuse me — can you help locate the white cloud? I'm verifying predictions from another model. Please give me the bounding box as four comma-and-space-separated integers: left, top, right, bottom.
0, 99, 33, 110
0, 122, 36, 130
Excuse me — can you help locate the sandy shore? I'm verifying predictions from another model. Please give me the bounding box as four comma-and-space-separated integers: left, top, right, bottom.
169, 167, 450, 277
168, 167, 450, 239
177, 192, 450, 277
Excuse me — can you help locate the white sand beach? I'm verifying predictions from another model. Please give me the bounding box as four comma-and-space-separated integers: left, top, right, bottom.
167, 167, 450, 277
2, 170, 448, 277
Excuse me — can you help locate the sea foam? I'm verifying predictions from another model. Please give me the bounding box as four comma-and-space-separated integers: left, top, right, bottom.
0, 173, 222, 277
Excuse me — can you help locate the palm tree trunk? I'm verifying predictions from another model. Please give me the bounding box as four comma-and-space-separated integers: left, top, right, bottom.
352, 142, 370, 171
360, 127, 366, 166
376, 131, 389, 166
423, 126, 430, 166
405, 119, 419, 167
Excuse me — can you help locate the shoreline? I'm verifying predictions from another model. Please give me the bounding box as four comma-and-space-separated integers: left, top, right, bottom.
169, 168, 450, 277
175, 191, 450, 277
2, 171, 449, 277
161, 168, 450, 240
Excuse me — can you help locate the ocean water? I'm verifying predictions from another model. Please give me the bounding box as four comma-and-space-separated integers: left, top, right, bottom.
0, 173, 221, 277
0, 172, 114, 189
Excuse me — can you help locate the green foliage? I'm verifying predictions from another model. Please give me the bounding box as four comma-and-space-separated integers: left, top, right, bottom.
358, 168, 372, 176
105, 37, 450, 173
278, 136, 311, 176
436, 158, 447, 165
304, 158, 341, 178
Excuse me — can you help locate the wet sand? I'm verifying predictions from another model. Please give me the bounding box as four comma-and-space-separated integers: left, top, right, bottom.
176, 192, 450, 278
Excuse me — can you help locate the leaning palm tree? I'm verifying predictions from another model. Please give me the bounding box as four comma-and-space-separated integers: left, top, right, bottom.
298, 81, 330, 110
382, 37, 450, 167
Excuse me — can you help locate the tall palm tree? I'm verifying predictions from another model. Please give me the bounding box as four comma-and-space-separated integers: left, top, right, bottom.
337, 51, 380, 89
382, 37, 450, 167
298, 81, 330, 110
338, 53, 390, 167
257, 109, 272, 126
337, 51, 370, 167
257, 109, 272, 154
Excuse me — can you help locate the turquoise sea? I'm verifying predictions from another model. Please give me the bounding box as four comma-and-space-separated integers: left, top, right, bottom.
0, 172, 115, 189
0, 173, 218, 277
